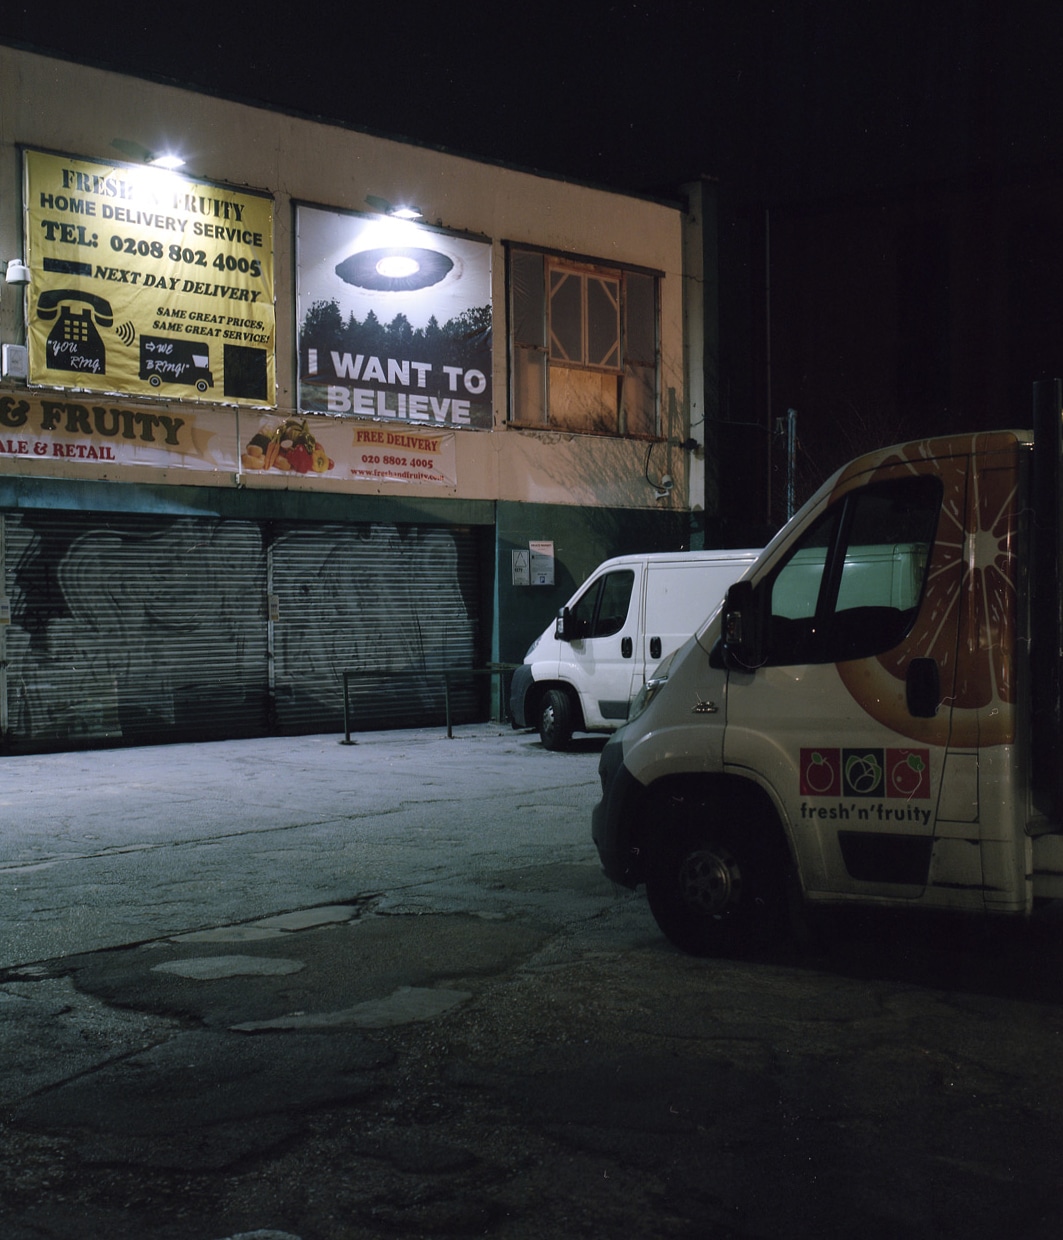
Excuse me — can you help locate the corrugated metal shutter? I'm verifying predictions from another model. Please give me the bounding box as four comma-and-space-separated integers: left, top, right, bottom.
2, 512, 484, 750
2, 512, 268, 747
269, 521, 482, 733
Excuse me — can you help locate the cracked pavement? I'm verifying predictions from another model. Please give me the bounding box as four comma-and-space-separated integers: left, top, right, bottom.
2, 725, 1063, 1238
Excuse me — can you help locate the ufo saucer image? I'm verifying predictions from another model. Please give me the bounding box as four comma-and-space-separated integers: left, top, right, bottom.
335, 246, 455, 292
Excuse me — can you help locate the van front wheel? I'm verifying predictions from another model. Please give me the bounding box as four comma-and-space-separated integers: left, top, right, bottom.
645, 813, 787, 956
538, 688, 574, 750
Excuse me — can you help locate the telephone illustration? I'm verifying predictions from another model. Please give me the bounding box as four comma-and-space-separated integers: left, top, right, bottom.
37, 289, 114, 374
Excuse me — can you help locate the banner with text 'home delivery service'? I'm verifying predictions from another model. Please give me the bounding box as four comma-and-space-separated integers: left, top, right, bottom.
23, 149, 276, 407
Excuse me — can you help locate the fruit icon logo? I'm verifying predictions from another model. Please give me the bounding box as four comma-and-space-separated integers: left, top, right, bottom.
887, 748, 930, 798
842, 749, 884, 796
800, 748, 841, 796
800, 746, 931, 799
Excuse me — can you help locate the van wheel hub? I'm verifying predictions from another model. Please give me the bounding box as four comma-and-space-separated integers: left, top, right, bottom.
678, 845, 743, 917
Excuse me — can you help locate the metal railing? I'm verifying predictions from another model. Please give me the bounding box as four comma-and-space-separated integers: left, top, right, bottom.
341, 663, 519, 743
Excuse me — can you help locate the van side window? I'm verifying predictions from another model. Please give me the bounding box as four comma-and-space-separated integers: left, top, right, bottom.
765, 475, 941, 665
570, 569, 635, 639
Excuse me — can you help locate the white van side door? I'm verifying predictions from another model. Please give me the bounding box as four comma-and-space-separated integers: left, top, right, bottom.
642, 557, 755, 679
559, 563, 644, 729
724, 469, 956, 903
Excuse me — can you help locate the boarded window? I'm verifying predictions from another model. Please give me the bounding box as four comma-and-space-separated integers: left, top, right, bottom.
510, 246, 658, 437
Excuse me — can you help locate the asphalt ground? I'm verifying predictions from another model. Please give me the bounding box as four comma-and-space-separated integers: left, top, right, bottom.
0, 722, 604, 969
2, 724, 1063, 1239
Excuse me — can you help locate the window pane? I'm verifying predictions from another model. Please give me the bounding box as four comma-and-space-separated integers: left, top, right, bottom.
508, 250, 660, 440
624, 271, 656, 363
622, 363, 656, 437
587, 277, 620, 368
549, 270, 583, 362
764, 509, 838, 665
548, 365, 618, 433
594, 571, 635, 637
766, 476, 941, 665
845, 478, 941, 549
828, 477, 940, 658
771, 511, 836, 620
836, 544, 929, 611
511, 250, 545, 347
512, 346, 547, 424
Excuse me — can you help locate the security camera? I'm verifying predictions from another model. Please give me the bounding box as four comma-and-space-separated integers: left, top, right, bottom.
660, 474, 673, 490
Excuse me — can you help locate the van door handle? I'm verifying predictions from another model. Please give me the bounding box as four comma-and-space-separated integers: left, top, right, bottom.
621, 637, 633, 658
650, 637, 661, 659
906, 657, 940, 717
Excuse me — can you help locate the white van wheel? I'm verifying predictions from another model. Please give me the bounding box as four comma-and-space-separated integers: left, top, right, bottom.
539, 689, 574, 751
645, 811, 787, 957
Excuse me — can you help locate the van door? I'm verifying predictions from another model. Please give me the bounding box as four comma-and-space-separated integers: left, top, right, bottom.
560, 563, 643, 729
642, 558, 750, 679
724, 465, 959, 902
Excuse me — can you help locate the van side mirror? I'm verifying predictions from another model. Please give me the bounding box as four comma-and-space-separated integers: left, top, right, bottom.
721, 580, 766, 668
555, 606, 572, 642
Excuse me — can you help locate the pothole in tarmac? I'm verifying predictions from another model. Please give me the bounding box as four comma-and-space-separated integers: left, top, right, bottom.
230, 985, 474, 1030
57, 910, 551, 1033
153, 956, 306, 980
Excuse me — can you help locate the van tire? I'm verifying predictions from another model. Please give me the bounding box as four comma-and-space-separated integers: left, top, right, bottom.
539, 688, 574, 751
644, 793, 788, 956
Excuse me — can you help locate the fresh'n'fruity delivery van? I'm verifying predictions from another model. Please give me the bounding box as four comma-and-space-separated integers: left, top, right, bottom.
592, 381, 1063, 955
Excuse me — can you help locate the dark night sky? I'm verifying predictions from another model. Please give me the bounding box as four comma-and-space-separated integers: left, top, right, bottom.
5, 0, 1063, 521
5, 1, 1063, 206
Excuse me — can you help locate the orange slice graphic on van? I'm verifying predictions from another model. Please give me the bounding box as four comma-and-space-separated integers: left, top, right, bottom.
834, 434, 1019, 749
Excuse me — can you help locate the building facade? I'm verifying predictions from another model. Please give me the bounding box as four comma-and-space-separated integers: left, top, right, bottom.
0, 45, 709, 751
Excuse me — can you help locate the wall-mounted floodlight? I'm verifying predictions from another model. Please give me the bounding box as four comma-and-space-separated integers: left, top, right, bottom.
365, 194, 423, 220
4, 258, 30, 285
148, 153, 186, 170
111, 139, 186, 170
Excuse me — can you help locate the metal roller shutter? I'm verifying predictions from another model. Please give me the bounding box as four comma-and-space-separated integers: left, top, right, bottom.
2, 512, 484, 750
2, 511, 268, 748
268, 521, 482, 734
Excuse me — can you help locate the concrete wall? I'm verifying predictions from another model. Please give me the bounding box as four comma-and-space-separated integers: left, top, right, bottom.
0, 45, 694, 515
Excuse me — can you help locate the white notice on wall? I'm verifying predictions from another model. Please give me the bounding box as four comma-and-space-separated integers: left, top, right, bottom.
529, 541, 555, 586
512, 550, 530, 586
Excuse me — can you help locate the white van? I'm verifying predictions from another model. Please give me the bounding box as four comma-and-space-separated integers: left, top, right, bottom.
591, 412, 1063, 957
509, 548, 759, 749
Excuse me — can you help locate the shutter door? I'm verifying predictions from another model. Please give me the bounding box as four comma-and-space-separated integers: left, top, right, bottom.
269, 521, 482, 733
3, 511, 268, 747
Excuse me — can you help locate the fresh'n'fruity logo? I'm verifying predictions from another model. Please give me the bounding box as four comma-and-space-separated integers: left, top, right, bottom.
800, 748, 930, 798
833, 434, 1019, 749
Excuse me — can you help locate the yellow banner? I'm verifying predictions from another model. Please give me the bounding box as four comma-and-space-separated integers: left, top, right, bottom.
24, 150, 275, 407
